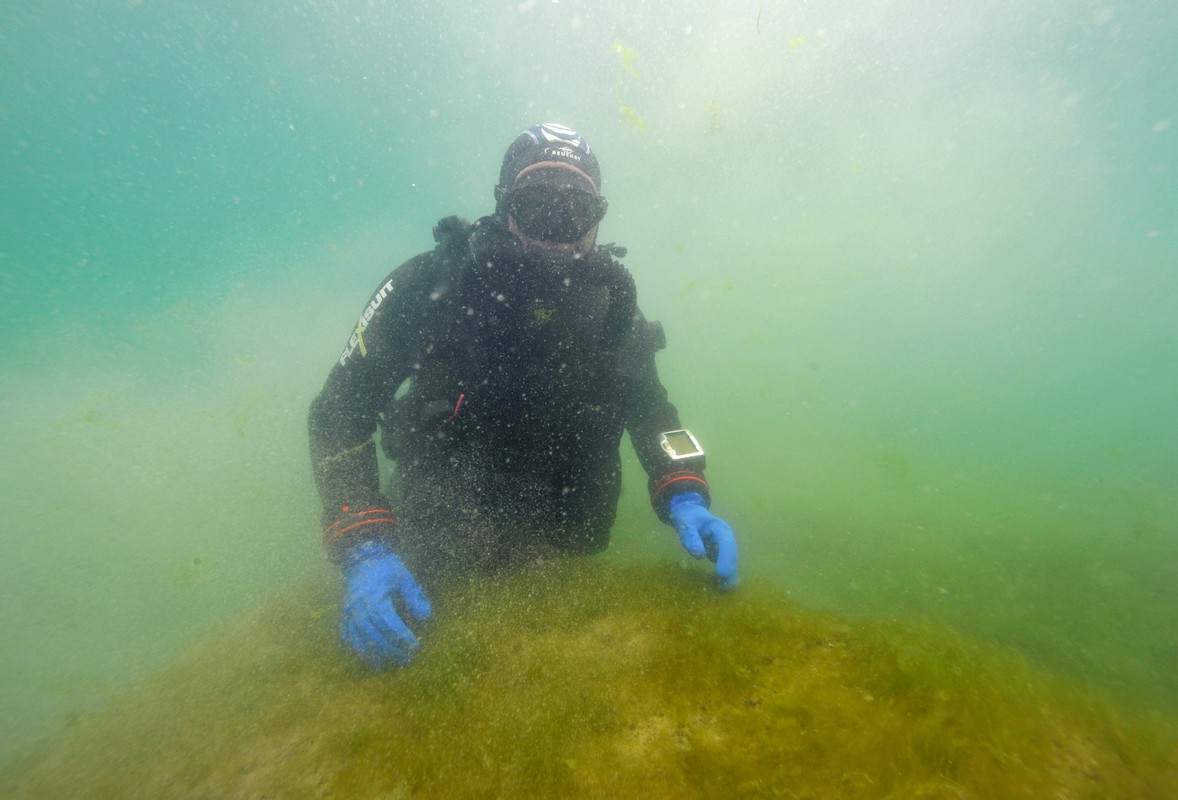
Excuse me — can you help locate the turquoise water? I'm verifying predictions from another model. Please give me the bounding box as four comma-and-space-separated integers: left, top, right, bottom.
2, 0, 1175, 766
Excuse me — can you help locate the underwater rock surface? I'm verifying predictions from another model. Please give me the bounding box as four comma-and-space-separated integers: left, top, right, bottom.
4, 561, 1176, 799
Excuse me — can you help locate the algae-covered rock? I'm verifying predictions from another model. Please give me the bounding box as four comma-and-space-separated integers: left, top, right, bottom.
3, 561, 1176, 798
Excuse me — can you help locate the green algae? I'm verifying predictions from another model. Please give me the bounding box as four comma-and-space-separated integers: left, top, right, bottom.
3, 561, 1175, 799
613, 41, 641, 77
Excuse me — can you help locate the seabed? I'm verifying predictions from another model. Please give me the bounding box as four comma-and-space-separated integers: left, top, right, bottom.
3, 561, 1175, 799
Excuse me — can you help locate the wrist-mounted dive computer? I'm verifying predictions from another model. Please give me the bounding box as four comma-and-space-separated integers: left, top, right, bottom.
658, 429, 705, 464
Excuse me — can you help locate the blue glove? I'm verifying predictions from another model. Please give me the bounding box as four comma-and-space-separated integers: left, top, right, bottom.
340, 539, 433, 668
669, 492, 739, 590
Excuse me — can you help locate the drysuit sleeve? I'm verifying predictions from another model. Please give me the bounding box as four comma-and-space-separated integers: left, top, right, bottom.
308, 253, 437, 563
618, 314, 712, 523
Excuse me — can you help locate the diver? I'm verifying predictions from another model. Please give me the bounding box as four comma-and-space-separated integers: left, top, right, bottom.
308, 122, 739, 669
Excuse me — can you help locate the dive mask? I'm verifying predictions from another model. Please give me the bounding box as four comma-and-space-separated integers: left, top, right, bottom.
505, 185, 608, 244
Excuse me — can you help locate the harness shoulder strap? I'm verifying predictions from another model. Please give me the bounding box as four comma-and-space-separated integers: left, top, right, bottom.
582, 246, 637, 360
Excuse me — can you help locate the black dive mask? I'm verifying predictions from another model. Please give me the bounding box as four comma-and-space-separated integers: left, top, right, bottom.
505, 185, 608, 244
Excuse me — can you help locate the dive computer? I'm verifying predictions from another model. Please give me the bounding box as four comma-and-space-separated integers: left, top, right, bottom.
658, 429, 705, 462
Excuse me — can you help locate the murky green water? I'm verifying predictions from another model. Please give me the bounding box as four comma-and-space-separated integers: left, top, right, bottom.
2, 0, 1175, 781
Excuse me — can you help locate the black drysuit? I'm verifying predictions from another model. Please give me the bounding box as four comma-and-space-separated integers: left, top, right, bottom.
308, 216, 710, 583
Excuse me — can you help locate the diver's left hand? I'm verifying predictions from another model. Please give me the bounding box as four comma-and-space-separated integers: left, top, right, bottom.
669, 492, 738, 590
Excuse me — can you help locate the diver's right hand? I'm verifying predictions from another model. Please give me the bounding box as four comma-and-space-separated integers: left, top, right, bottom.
340, 539, 433, 668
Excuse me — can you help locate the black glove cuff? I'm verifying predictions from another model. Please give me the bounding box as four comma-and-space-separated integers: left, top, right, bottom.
321, 506, 398, 565
649, 469, 711, 524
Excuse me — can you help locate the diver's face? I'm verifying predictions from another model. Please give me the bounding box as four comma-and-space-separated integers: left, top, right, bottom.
503, 164, 607, 255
